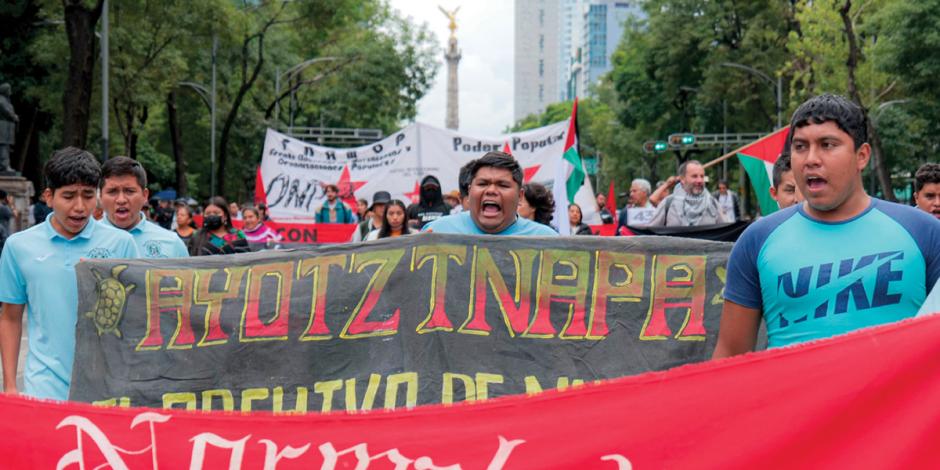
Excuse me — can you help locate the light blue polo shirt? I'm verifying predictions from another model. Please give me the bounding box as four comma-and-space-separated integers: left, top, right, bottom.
726, 199, 940, 348
917, 279, 940, 316
102, 212, 189, 258
0, 214, 139, 400
423, 211, 559, 236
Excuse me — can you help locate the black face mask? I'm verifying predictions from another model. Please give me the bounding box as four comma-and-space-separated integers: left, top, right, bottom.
204, 215, 224, 230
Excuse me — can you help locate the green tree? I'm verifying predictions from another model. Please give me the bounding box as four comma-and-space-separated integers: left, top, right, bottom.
787, 0, 899, 200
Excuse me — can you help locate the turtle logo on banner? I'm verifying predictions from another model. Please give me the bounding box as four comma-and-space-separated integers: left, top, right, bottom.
84, 265, 135, 338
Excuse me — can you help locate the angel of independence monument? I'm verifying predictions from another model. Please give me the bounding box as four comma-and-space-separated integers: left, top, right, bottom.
440, 6, 461, 130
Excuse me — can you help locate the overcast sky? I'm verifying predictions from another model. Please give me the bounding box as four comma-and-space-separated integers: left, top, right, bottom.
389, 0, 514, 137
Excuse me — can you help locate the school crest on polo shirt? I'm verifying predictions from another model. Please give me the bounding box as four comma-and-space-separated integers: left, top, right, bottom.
85, 247, 113, 259
142, 240, 166, 258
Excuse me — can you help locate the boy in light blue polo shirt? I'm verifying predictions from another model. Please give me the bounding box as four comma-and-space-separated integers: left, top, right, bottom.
99, 156, 189, 258
0, 147, 139, 400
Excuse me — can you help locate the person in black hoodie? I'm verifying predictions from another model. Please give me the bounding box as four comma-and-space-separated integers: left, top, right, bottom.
407, 174, 452, 229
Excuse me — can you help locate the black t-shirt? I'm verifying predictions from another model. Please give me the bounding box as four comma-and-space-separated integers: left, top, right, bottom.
406, 201, 451, 229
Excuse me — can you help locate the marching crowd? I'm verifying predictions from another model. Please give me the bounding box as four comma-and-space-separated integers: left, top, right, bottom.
0, 93, 939, 403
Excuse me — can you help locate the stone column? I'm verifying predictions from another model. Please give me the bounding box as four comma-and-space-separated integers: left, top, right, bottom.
445, 36, 461, 131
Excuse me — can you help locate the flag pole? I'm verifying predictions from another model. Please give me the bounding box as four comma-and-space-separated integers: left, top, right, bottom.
702, 126, 790, 169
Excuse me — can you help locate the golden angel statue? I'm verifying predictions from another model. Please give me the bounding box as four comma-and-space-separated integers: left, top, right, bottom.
438, 5, 460, 39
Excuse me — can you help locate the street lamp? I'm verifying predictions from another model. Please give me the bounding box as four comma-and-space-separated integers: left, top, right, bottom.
721, 62, 783, 130
274, 57, 337, 129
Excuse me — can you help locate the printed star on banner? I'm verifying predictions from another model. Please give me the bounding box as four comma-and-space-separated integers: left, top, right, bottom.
334, 165, 366, 207
405, 181, 421, 204
503, 142, 541, 183
523, 165, 541, 183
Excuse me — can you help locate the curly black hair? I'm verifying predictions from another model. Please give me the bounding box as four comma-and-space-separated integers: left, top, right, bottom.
789, 94, 867, 150
522, 182, 555, 226
915, 163, 940, 193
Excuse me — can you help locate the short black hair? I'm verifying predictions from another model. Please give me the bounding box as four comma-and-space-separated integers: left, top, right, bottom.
772, 151, 792, 189
100, 156, 147, 189
915, 163, 940, 193
790, 94, 867, 150
325, 184, 339, 193
466, 151, 523, 188
458, 159, 475, 197
44, 147, 101, 192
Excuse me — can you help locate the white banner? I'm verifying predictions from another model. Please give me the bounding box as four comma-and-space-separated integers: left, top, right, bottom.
259, 121, 599, 224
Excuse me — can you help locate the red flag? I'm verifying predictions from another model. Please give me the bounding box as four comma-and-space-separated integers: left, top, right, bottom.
254, 166, 267, 205
502, 142, 512, 156
606, 181, 617, 224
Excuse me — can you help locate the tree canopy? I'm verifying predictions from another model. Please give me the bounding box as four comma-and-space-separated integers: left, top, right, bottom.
0, 0, 439, 203
513, 0, 938, 210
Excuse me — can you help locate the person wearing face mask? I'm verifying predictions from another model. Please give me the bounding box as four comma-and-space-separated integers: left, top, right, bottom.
406, 174, 451, 229
189, 196, 249, 256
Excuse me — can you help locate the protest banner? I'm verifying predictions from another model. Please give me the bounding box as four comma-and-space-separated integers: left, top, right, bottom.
257, 121, 601, 224
70, 234, 732, 411
6, 314, 940, 468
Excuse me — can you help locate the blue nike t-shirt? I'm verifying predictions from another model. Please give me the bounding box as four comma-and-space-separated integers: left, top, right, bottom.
725, 199, 940, 348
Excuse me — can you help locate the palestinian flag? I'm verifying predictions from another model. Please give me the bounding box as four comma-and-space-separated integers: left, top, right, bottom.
736, 127, 789, 216
552, 98, 585, 235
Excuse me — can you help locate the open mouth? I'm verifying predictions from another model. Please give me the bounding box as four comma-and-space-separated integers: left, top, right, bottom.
114, 207, 131, 217
805, 175, 828, 191
68, 215, 87, 226
481, 201, 502, 216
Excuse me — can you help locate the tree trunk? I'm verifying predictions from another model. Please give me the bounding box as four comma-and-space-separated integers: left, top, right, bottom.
218, 34, 267, 197
839, 0, 895, 201
167, 91, 187, 195
62, 0, 103, 149
122, 103, 133, 157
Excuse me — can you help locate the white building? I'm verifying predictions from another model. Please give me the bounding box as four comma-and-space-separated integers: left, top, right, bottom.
514, 0, 641, 122
514, 0, 561, 123
568, 1, 641, 99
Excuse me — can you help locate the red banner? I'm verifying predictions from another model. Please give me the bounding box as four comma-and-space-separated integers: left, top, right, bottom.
195, 217, 357, 244
4, 315, 940, 468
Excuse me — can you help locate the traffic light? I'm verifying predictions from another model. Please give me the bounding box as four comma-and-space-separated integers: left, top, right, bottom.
668, 133, 696, 146
643, 141, 656, 153
654, 141, 668, 152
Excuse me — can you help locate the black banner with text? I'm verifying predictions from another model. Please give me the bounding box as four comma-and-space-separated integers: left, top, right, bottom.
71, 234, 734, 411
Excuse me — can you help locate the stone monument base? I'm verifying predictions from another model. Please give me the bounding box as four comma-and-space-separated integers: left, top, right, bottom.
0, 175, 35, 233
